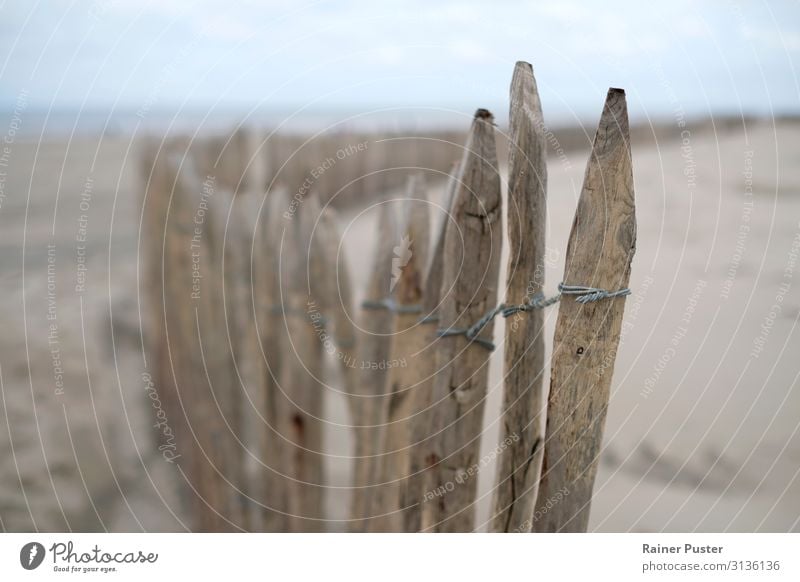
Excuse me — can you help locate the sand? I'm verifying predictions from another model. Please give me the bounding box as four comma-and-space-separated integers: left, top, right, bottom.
1, 118, 798, 532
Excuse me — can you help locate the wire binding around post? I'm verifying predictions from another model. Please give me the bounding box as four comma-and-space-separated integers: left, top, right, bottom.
435, 282, 632, 352
418, 313, 439, 324
361, 297, 423, 314
501, 290, 560, 317
436, 304, 505, 351
558, 283, 631, 304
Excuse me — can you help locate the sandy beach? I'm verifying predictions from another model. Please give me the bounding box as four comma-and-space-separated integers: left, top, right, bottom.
0, 116, 798, 532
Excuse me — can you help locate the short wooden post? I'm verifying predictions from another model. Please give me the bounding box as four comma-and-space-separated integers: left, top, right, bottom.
369, 174, 430, 532
533, 88, 636, 532
403, 164, 459, 532
233, 126, 268, 195
349, 201, 397, 531
420, 109, 503, 532
491, 61, 548, 533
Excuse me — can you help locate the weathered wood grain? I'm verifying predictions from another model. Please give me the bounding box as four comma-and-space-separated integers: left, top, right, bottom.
369, 175, 430, 531
422, 163, 460, 322
420, 109, 503, 532
491, 61, 548, 533
532, 88, 636, 532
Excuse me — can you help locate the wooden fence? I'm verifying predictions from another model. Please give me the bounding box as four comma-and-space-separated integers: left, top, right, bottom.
139, 60, 635, 532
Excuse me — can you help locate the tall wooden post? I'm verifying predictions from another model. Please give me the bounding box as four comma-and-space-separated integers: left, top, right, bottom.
165, 158, 246, 531
231, 187, 278, 531
420, 109, 502, 532
533, 88, 636, 532
403, 165, 459, 532
259, 186, 292, 531
349, 202, 398, 531
369, 175, 430, 531
141, 146, 192, 514
491, 61, 548, 533
205, 179, 250, 530
276, 190, 328, 531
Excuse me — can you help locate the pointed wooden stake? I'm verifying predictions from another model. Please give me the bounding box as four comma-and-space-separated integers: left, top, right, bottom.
533, 88, 636, 532
403, 164, 459, 532
422, 163, 460, 324
491, 61, 548, 532
369, 174, 430, 531
420, 109, 502, 532
349, 202, 398, 531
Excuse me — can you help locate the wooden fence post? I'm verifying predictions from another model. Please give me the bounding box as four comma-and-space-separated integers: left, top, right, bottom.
259, 186, 292, 531
532, 88, 636, 532
142, 76, 634, 534
316, 206, 357, 371
233, 126, 268, 196
275, 190, 328, 531
349, 201, 398, 531
420, 109, 502, 532
164, 158, 245, 531
491, 61, 548, 533
369, 174, 430, 532
206, 169, 250, 531
403, 164, 459, 532
141, 146, 192, 515
231, 187, 278, 531
207, 181, 251, 531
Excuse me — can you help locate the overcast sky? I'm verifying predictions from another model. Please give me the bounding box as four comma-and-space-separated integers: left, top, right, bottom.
1, 0, 798, 125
